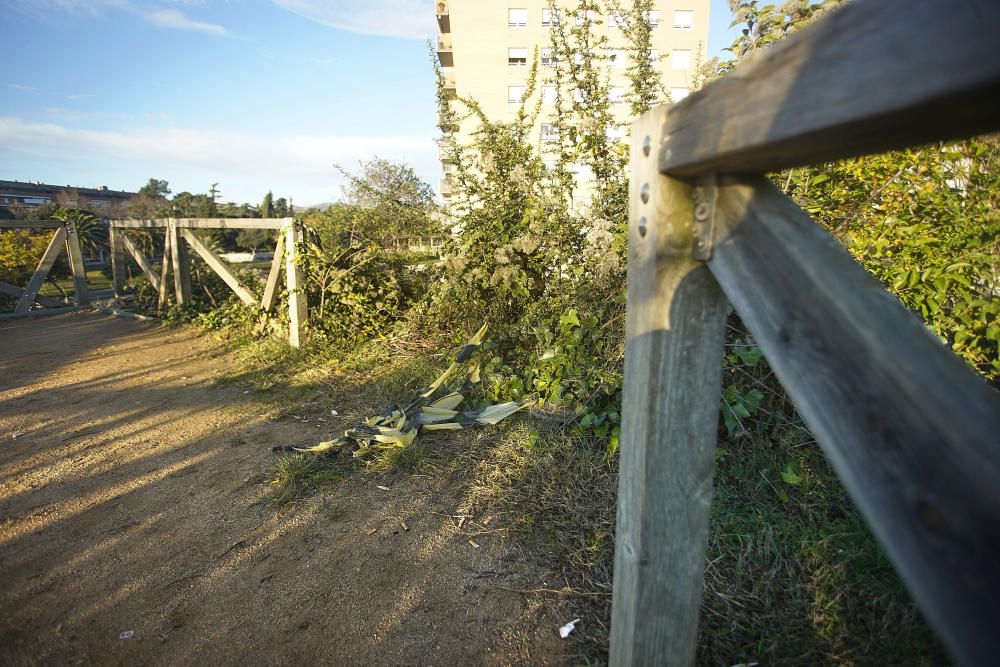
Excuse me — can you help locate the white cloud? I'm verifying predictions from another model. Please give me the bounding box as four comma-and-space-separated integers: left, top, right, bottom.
273, 0, 435, 40
144, 8, 226, 34
0, 117, 438, 206
7, 84, 38, 92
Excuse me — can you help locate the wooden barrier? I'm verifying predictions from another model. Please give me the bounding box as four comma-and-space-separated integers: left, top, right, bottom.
108, 217, 306, 347
0, 220, 91, 314
612, 0, 1000, 665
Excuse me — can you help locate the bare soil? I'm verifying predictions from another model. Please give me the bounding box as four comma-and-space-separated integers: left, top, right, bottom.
0, 311, 569, 666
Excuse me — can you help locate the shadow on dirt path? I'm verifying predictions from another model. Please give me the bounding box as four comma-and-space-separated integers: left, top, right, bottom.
0, 311, 567, 666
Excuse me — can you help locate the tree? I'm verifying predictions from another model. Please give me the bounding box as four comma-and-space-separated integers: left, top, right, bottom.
338, 158, 437, 240
261, 191, 274, 218
130, 178, 171, 218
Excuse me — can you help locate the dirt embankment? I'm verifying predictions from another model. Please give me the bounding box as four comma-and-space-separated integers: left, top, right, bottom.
0, 311, 568, 666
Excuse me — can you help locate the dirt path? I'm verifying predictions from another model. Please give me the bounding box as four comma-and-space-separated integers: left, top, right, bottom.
0, 311, 567, 666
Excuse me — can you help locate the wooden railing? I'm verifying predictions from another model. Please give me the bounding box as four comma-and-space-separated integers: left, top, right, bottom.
0, 219, 90, 317
109, 218, 307, 347
611, 1, 1000, 665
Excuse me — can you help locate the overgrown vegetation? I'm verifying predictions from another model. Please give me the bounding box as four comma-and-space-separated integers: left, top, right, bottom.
12, 0, 991, 663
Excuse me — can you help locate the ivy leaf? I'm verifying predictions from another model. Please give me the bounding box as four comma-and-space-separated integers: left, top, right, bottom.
780, 462, 804, 486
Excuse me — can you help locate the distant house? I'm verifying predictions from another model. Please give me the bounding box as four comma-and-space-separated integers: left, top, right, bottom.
0, 180, 136, 211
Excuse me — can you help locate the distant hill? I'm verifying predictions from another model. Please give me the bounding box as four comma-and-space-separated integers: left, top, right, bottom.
294, 202, 334, 212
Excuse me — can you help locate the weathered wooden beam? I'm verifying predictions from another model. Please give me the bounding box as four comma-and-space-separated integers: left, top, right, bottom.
109, 227, 127, 297
0, 280, 65, 308
110, 217, 292, 230
14, 227, 67, 313
659, 0, 1000, 176
0, 220, 61, 229
63, 219, 90, 306
119, 231, 160, 293
261, 233, 285, 313
707, 174, 1000, 666
179, 228, 258, 307
609, 108, 728, 666
157, 227, 172, 312
0, 305, 80, 320
284, 223, 307, 348
168, 221, 191, 306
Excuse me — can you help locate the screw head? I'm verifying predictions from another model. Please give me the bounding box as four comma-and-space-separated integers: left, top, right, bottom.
642, 136, 651, 157
640, 183, 650, 204
695, 202, 710, 221
638, 217, 648, 237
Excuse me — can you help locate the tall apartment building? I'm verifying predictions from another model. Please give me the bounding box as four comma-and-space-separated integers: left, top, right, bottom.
434, 0, 711, 208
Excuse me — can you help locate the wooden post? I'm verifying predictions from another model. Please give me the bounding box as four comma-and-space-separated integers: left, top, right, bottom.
14, 226, 67, 313
609, 107, 728, 666
284, 222, 307, 348
63, 219, 90, 306
158, 226, 172, 312
110, 226, 127, 297
261, 233, 285, 312
168, 220, 191, 306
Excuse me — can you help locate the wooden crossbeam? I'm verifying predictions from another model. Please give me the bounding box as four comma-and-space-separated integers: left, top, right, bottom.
119, 232, 161, 292
110, 217, 293, 230
14, 226, 67, 313
0, 280, 65, 308
707, 174, 1000, 666
659, 0, 1000, 176
261, 233, 285, 312
179, 228, 258, 307
0, 220, 61, 229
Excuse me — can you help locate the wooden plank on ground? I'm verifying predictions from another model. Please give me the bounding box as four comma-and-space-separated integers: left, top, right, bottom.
179, 228, 258, 307
284, 223, 307, 348
119, 231, 161, 293
63, 220, 90, 306
659, 0, 1000, 176
707, 174, 1000, 666
0, 281, 65, 308
14, 227, 67, 313
111, 217, 292, 230
609, 108, 728, 666
261, 233, 284, 312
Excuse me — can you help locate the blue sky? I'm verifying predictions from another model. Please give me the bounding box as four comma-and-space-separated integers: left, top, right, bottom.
1, 0, 739, 206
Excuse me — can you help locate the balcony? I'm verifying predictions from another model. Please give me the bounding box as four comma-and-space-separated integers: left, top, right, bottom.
441, 67, 456, 91
437, 35, 453, 67
436, 1, 450, 32
440, 176, 454, 196
437, 138, 454, 160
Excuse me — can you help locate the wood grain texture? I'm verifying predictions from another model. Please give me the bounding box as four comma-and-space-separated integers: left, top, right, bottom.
0, 220, 61, 229
260, 233, 285, 313
610, 108, 727, 667
284, 223, 307, 348
179, 229, 258, 307
659, 0, 1000, 176
110, 218, 292, 230
14, 227, 66, 313
0, 281, 65, 308
119, 231, 161, 293
708, 175, 1000, 666
157, 226, 172, 312
63, 220, 89, 306
110, 228, 127, 297
168, 222, 191, 305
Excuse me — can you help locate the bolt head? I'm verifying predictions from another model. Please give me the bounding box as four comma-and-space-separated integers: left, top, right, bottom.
642, 136, 651, 157
638, 217, 648, 237
640, 183, 650, 204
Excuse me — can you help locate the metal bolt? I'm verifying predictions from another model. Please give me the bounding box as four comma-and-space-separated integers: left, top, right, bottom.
640, 183, 650, 204
694, 202, 710, 221
642, 135, 651, 157
638, 217, 648, 237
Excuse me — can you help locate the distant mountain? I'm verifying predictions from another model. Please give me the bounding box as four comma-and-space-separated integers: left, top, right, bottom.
294, 202, 334, 212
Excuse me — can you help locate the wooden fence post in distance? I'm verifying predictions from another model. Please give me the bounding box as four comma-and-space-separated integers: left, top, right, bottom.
63, 219, 90, 306
168, 220, 191, 305
609, 106, 728, 666
110, 226, 127, 298
284, 222, 307, 348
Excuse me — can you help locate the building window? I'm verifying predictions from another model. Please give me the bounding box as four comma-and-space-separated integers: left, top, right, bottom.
442, 162, 456, 173
608, 49, 627, 68
541, 123, 560, 142
607, 126, 626, 143
610, 87, 626, 104
541, 8, 559, 26
674, 10, 693, 30
508, 47, 528, 66
508, 85, 526, 103
575, 9, 597, 26
672, 49, 691, 70
670, 87, 690, 101
541, 48, 557, 66
508, 8, 528, 27
644, 10, 661, 28
543, 86, 557, 105
609, 10, 625, 28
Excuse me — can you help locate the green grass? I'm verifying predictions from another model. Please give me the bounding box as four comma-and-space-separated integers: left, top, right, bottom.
38, 268, 113, 296
210, 328, 946, 665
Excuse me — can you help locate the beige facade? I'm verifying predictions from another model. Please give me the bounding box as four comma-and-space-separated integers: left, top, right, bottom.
435, 0, 711, 206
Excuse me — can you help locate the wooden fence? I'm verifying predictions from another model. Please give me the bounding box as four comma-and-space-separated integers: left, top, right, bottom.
0, 219, 90, 317
109, 218, 307, 347
611, 1, 1000, 665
